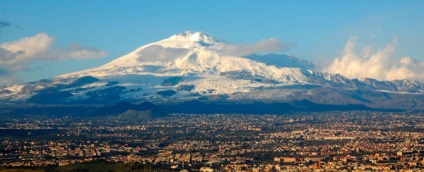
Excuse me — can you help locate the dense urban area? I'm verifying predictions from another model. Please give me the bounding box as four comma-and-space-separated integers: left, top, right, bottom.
1, 111, 424, 171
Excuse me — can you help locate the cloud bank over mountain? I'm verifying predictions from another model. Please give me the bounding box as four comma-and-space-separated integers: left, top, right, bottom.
0, 33, 108, 85
324, 36, 424, 82
137, 45, 188, 62
220, 38, 291, 56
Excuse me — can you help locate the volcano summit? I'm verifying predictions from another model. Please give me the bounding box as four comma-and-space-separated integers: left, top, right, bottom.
1, 32, 423, 113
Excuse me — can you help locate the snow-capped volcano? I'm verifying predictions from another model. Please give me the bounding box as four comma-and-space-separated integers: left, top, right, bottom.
1, 31, 424, 110
101, 31, 224, 68
60, 31, 312, 84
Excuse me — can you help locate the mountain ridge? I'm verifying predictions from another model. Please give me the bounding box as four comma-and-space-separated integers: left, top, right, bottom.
0, 31, 423, 112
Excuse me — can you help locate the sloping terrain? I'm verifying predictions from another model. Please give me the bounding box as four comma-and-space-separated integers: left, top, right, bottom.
0, 32, 423, 112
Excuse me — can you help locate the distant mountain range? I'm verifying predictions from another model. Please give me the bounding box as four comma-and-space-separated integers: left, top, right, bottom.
0, 31, 423, 116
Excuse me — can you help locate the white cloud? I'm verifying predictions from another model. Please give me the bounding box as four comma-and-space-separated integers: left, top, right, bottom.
135, 38, 293, 62
324, 36, 424, 82
0, 33, 107, 64
0, 33, 108, 85
220, 38, 291, 56
137, 45, 188, 62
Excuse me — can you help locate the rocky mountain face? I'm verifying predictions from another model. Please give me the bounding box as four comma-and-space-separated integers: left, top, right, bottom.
1, 31, 423, 113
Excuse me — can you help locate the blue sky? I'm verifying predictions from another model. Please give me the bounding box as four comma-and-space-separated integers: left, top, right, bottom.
0, 0, 423, 84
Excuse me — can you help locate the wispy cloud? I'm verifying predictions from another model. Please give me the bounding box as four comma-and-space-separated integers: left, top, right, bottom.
0, 21, 12, 35
220, 38, 294, 56
0, 21, 11, 28
137, 45, 188, 62
0, 33, 108, 85
324, 36, 424, 82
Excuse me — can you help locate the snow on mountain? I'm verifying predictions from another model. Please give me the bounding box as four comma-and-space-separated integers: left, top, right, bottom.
60, 32, 322, 86
60, 31, 309, 83
244, 53, 315, 70
56, 31, 316, 98
1, 31, 424, 107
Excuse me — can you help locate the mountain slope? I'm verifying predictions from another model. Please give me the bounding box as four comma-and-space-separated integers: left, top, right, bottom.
0, 31, 423, 111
